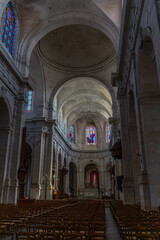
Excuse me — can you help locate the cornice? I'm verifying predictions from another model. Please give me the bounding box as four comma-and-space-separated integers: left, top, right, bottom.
36, 44, 116, 74
0, 43, 33, 90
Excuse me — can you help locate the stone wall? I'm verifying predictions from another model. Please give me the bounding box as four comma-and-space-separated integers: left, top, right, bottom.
113, 0, 160, 210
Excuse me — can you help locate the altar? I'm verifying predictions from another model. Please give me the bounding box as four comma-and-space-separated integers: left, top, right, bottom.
83, 188, 99, 199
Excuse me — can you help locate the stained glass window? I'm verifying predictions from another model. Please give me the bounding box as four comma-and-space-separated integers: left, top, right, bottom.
26, 91, 34, 112
106, 123, 111, 143
2, 1, 16, 56
86, 126, 97, 146
69, 125, 75, 143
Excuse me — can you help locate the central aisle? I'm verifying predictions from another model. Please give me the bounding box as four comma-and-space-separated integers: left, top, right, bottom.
105, 208, 121, 240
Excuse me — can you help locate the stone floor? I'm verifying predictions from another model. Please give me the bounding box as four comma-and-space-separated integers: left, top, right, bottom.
106, 208, 121, 240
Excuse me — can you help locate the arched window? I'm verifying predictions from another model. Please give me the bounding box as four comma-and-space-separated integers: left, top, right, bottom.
69, 125, 75, 143
1, 1, 16, 56
86, 126, 97, 146
26, 91, 34, 112
106, 123, 111, 143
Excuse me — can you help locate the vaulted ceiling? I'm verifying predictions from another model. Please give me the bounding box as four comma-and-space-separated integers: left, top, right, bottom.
55, 77, 112, 130
23, 0, 121, 147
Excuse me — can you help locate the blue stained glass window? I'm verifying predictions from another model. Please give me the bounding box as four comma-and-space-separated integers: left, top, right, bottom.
106, 123, 111, 143
2, 1, 16, 56
86, 126, 97, 146
26, 91, 34, 112
69, 125, 75, 143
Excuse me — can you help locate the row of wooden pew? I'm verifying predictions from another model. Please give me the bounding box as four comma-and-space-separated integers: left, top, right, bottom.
0, 200, 106, 239
111, 202, 160, 240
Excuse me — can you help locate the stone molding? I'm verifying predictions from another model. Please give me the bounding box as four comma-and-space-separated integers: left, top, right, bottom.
18, 10, 119, 77
37, 44, 116, 74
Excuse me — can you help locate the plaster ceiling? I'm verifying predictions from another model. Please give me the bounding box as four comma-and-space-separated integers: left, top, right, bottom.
39, 25, 115, 68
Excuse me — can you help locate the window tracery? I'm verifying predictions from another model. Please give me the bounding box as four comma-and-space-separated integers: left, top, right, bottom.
106, 123, 111, 143
26, 91, 34, 112
2, 1, 16, 56
69, 125, 75, 143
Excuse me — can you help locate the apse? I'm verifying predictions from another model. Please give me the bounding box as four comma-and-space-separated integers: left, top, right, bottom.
53, 77, 113, 150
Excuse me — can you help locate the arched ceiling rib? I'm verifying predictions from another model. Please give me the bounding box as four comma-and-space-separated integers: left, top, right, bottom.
15, 0, 120, 72
58, 90, 112, 112
62, 96, 112, 120
68, 112, 108, 130
57, 77, 112, 110
54, 77, 113, 128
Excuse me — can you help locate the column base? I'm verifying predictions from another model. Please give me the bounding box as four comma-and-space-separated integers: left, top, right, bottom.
7, 178, 19, 204
138, 171, 151, 210
46, 184, 53, 200
122, 178, 135, 205
2, 178, 11, 203
30, 184, 41, 200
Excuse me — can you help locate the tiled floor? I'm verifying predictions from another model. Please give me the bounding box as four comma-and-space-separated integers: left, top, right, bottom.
106, 208, 121, 240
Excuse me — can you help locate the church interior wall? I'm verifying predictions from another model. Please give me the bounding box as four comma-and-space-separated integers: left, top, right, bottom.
114, 0, 160, 210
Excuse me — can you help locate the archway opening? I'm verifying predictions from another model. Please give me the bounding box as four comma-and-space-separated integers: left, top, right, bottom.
139, 37, 160, 209
69, 163, 77, 196
139, 38, 159, 93
0, 97, 10, 202
85, 164, 99, 189
24, 142, 32, 198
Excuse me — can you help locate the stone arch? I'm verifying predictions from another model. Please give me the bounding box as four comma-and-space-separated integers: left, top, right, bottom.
137, 34, 160, 209
49, 76, 116, 120
138, 37, 159, 94
27, 51, 44, 118
136, 25, 160, 89
0, 96, 12, 202
84, 163, 100, 198
18, 12, 119, 76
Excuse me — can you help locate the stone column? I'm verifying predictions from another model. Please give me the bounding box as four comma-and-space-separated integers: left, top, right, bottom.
0, 127, 12, 202
78, 159, 84, 197
64, 158, 70, 194
45, 127, 54, 200
132, 83, 151, 209
99, 159, 105, 197
139, 94, 160, 210
8, 95, 26, 204
30, 122, 45, 200
105, 161, 112, 196
118, 90, 135, 204
114, 158, 123, 200
128, 123, 141, 204
64, 172, 69, 194
54, 152, 59, 190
